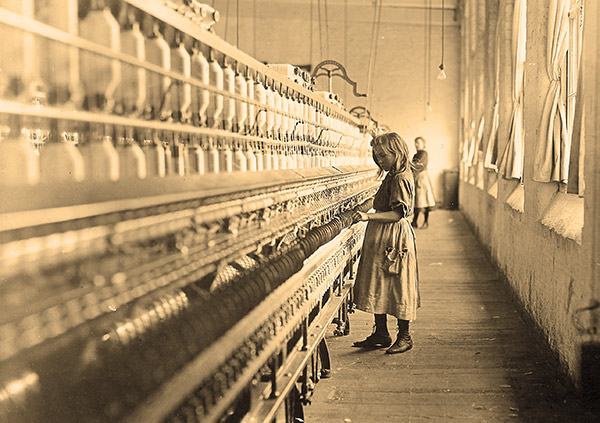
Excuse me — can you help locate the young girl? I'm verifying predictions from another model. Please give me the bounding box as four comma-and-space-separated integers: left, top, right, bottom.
352, 132, 420, 354
412, 136, 436, 229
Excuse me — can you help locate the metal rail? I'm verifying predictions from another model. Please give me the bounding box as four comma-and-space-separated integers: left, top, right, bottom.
0, 99, 359, 145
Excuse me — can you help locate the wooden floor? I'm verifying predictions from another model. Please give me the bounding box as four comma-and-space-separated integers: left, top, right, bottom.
305, 210, 598, 423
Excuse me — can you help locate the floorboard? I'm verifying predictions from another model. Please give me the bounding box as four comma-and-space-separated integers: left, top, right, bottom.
304, 210, 598, 423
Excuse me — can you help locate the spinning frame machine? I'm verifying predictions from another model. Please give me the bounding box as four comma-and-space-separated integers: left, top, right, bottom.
0, 1, 379, 422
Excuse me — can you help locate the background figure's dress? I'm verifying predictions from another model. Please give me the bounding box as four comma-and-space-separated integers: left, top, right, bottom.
413, 150, 436, 209
353, 169, 420, 321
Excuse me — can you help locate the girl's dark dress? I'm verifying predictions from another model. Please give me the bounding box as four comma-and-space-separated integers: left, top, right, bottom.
413, 149, 436, 209
353, 168, 420, 320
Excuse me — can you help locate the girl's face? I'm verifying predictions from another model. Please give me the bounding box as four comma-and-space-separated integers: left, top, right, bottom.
373, 145, 396, 171
415, 138, 425, 150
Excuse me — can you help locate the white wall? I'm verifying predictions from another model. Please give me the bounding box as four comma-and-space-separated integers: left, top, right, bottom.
458, 0, 600, 387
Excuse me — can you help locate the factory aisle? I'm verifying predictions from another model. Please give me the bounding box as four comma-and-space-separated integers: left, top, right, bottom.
305, 210, 597, 423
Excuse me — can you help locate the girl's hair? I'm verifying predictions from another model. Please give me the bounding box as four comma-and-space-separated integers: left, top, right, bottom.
371, 132, 420, 173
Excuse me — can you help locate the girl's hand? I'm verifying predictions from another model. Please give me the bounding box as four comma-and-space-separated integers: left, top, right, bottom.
353, 211, 369, 223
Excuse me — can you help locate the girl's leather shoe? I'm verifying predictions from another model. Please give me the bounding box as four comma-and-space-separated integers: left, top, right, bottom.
385, 335, 413, 354
352, 333, 392, 348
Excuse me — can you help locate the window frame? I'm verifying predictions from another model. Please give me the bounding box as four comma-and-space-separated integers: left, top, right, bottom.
565, 0, 585, 195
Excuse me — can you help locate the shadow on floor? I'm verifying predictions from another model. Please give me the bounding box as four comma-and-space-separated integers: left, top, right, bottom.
304, 211, 600, 423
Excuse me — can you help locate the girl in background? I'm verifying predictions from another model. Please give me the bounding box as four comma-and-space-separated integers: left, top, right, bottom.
352, 132, 420, 354
412, 136, 436, 229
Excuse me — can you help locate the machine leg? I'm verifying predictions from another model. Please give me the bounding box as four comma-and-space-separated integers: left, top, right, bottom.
284, 385, 304, 423
343, 305, 351, 336
333, 297, 352, 336
318, 339, 331, 379
300, 365, 309, 403
269, 354, 281, 399
302, 317, 308, 351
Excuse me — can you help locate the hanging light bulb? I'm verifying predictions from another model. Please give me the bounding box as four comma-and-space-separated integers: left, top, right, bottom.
427, 102, 433, 111
437, 64, 447, 80
437, 0, 446, 81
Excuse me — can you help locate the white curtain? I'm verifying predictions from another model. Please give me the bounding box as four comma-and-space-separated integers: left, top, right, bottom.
460, 3, 473, 177
499, 0, 527, 179
462, 120, 475, 163
566, 1, 585, 195
484, 103, 499, 170
469, 116, 485, 166
484, 16, 502, 171
533, 0, 570, 182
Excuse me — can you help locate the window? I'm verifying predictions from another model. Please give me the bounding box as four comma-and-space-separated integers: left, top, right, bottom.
498, 0, 526, 180
566, 0, 584, 195
533, 0, 584, 193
